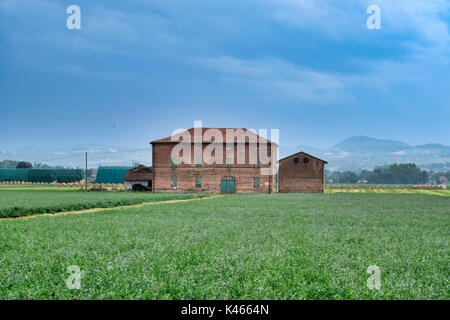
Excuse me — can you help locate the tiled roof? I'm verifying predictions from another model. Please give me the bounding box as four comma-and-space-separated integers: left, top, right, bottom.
124, 166, 153, 181
151, 128, 275, 144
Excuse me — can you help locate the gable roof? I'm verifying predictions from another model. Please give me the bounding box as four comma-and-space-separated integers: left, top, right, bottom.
279, 151, 328, 164
124, 166, 153, 181
151, 128, 275, 145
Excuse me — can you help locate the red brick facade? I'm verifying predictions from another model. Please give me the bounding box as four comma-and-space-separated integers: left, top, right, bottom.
151, 128, 277, 193
278, 152, 327, 193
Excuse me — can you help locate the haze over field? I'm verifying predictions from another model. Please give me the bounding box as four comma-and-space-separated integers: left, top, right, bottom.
1, 136, 449, 171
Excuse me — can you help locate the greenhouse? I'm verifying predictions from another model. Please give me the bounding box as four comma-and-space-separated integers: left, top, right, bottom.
0, 168, 85, 183
95, 166, 132, 184
0, 168, 30, 182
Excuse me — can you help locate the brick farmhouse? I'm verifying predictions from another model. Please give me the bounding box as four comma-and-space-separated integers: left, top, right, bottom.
150, 128, 277, 193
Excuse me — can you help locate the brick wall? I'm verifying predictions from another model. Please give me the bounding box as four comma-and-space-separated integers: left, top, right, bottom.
279, 152, 325, 193
152, 142, 277, 193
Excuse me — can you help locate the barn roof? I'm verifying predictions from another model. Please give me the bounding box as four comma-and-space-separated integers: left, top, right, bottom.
124, 166, 153, 181
151, 128, 275, 145
279, 151, 328, 164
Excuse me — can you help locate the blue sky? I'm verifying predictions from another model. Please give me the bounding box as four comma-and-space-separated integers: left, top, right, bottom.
1, 0, 449, 150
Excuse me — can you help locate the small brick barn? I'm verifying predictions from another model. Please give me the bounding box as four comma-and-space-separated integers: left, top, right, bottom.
124, 166, 153, 191
278, 152, 327, 193
150, 128, 277, 193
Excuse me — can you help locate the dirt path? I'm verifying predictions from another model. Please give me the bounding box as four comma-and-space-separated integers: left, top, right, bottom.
2, 195, 223, 222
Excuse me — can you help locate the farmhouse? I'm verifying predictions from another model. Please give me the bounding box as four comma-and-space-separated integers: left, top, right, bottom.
278, 151, 327, 193
124, 166, 153, 191
150, 128, 277, 193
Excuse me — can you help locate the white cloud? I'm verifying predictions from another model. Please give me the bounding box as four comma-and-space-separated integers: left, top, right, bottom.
196, 56, 351, 104
377, 0, 450, 46
264, 0, 450, 57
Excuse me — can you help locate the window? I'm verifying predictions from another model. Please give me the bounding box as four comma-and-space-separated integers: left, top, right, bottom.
253, 177, 260, 188
171, 156, 177, 168
293, 157, 299, 164
170, 176, 177, 187
195, 176, 202, 188
303, 157, 309, 164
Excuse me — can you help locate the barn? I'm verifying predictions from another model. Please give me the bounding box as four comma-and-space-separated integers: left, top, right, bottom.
124, 166, 153, 191
278, 152, 327, 193
150, 128, 277, 193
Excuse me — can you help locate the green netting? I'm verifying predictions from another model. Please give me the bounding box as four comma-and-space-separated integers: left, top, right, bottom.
0, 168, 29, 181
0, 168, 85, 183
27, 169, 57, 183
53, 169, 85, 183
96, 166, 132, 184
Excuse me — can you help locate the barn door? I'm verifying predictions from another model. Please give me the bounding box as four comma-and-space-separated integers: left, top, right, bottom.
228, 179, 236, 193
221, 178, 236, 194
221, 179, 228, 194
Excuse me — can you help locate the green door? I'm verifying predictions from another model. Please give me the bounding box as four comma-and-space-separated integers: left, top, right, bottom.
221, 179, 228, 194
221, 178, 236, 194
228, 179, 236, 193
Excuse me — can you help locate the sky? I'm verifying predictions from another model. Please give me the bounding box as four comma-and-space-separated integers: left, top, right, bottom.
1, 0, 449, 150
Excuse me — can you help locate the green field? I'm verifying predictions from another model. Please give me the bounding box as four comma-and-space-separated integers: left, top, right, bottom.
0, 188, 207, 218
1, 191, 448, 299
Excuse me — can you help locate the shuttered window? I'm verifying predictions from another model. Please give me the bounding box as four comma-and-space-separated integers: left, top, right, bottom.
195, 176, 202, 188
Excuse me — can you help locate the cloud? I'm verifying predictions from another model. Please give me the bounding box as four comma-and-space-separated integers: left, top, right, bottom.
264, 0, 450, 44
196, 56, 351, 104
377, 0, 450, 47
264, 0, 361, 40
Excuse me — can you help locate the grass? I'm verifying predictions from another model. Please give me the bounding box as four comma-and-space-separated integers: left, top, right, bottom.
325, 188, 450, 196
0, 192, 448, 299
0, 188, 208, 218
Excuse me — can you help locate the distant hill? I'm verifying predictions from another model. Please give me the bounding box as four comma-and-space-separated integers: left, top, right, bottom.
1, 137, 449, 172
280, 136, 450, 172
330, 136, 411, 153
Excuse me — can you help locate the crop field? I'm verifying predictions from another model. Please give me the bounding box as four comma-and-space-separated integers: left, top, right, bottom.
0, 191, 448, 299
326, 188, 450, 196
0, 188, 207, 218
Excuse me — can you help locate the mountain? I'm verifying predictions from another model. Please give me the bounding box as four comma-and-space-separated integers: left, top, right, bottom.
330, 136, 411, 153
280, 136, 450, 172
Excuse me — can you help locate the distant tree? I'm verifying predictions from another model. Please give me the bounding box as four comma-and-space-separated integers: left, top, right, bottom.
367, 171, 383, 184
16, 161, 33, 169
0, 160, 20, 168
367, 163, 427, 184
341, 171, 358, 183
359, 170, 370, 180
33, 162, 51, 168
